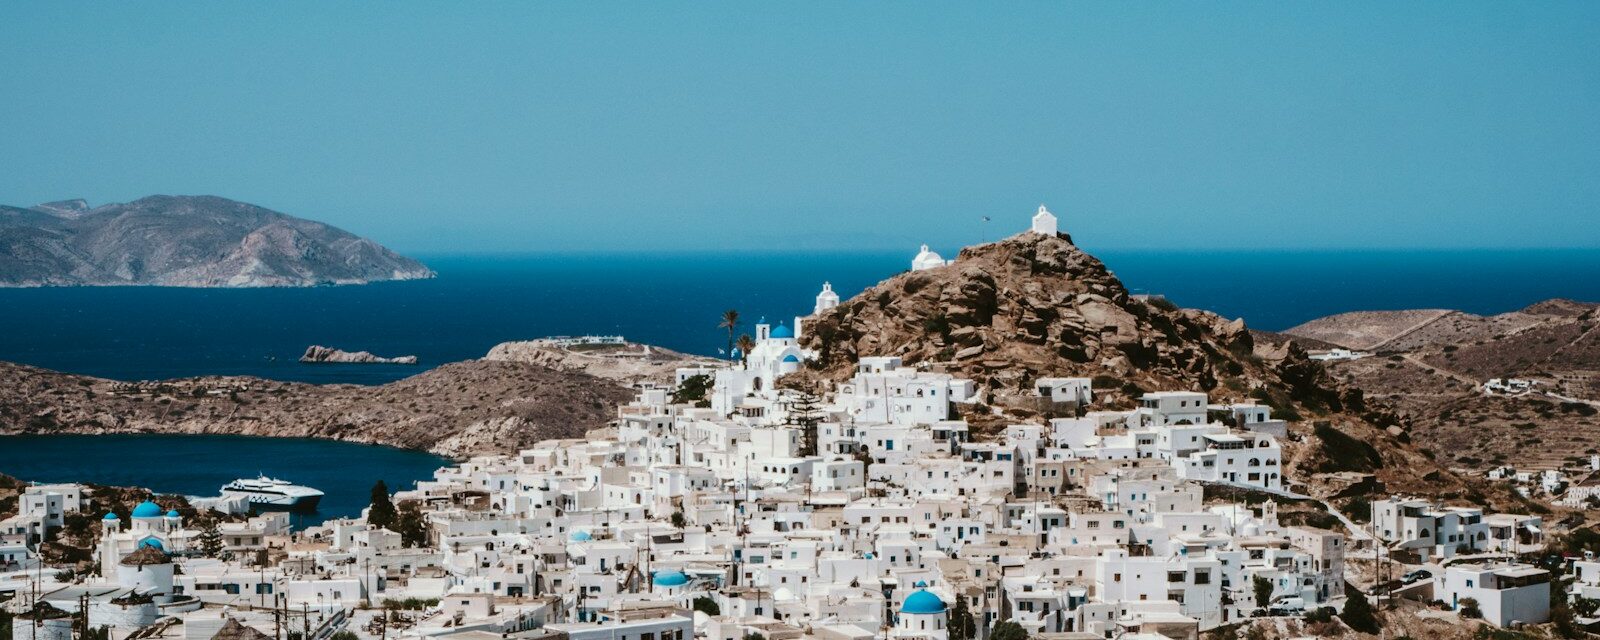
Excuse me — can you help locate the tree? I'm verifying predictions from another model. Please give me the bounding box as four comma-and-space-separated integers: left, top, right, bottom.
672, 374, 712, 407
990, 621, 1027, 640
395, 500, 429, 548
736, 334, 756, 365
947, 597, 976, 640
197, 521, 225, 558
368, 480, 398, 530
329, 632, 359, 640
1252, 575, 1273, 609
1457, 596, 1482, 619
785, 391, 823, 457
1552, 604, 1583, 639
692, 595, 720, 616
671, 511, 687, 528
719, 310, 741, 358
812, 322, 838, 366
854, 445, 873, 479
1341, 584, 1380, 633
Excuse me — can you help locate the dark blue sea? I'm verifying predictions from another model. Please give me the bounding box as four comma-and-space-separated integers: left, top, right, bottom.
0, 434, 448, 526
2, 249, 1600, 385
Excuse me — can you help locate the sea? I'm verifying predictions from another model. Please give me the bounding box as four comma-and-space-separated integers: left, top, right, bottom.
4, 249, 1600, 385
0, 434, 449, 527
3, 248, 1599, 524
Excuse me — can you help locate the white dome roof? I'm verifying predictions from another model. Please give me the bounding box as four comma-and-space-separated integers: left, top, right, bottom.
912, 244, 947, 271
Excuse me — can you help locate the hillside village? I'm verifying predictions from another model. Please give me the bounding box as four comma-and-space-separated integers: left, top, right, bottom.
4, 210, 1599, 640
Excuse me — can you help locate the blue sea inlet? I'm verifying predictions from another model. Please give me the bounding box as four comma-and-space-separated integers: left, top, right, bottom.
0, 434, 450, 527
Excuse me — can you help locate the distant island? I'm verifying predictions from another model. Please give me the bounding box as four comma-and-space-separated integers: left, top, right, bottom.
0, 194, 434, 287
299, 345, 419, 365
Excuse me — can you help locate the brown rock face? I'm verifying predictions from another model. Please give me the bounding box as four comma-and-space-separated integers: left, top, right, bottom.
800, 231, 1291, 408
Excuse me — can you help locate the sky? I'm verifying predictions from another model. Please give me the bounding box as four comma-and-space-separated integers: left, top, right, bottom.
3, 3, 1599, 254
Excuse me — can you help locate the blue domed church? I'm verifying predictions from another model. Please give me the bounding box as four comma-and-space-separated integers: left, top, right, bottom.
710, 309, 818, 414
98, 500, 183, 573
892, 589, 949, 640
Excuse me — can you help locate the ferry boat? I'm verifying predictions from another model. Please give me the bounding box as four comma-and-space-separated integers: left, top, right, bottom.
220, 476, 324, 511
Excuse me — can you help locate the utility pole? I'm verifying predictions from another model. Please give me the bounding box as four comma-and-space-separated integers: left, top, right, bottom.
79, 592, 89, 640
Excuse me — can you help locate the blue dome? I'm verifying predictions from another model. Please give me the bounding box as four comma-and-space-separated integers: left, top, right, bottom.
901, 590, 945, 615
102, 512, 119, 521
653, 570, 689, 587
914, 580, 928, 588
570, 530, 592, 542
131, 501, 163, 518
770, 324, 794, 339
166, 510, 180, 518
138, 538, 165, 551
782, 354, 800, 363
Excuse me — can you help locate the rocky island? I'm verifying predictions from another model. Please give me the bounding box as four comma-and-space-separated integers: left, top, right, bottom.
299, 345, 419, 365
0, 195, 434, 287
0, 338, 713, 458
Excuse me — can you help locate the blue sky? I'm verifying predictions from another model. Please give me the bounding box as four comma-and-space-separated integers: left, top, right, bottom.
3, 3, 1598, 253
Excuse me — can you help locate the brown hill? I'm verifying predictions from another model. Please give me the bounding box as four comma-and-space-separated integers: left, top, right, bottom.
0, 195, 434, 287
0, 359, 631, 458
1288, 299, 1600, 474
794, 230, 1495, 506
800, 230, 1336, 412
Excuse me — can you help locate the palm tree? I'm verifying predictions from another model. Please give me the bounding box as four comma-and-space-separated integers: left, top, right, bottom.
736, 334, 756, 365
719, 309, 741, 358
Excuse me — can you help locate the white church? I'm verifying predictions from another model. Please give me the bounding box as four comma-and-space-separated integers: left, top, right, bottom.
911, 204, 1057, 271
711, 317, 814, 413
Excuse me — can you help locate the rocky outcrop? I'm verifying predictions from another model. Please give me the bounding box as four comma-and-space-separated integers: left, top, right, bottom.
0, 358, 631, 457
484, 339, 719, 385
0, 195, 433, 287
800, 230, 1290, 409
300, 345, 418, 365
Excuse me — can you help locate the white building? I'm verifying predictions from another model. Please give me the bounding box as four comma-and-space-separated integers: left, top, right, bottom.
911, 245, 951, 271
1030, 204, 1058, 236
815, 282, 841, 314
1438, 564, 1550, 627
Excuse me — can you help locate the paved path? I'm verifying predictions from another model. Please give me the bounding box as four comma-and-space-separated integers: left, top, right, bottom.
1399, 353, 1478, 387
1367, 310, 1454, 351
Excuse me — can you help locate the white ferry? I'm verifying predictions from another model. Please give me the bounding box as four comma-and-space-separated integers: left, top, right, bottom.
220, 476, 324, 511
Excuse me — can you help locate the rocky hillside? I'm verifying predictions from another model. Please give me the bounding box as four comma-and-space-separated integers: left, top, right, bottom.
796, 230, 1503, 506
1285, 299, 1600, 474
0, 195, 433, 287
800, 230, 1335, 411
0, 359, 630, 458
